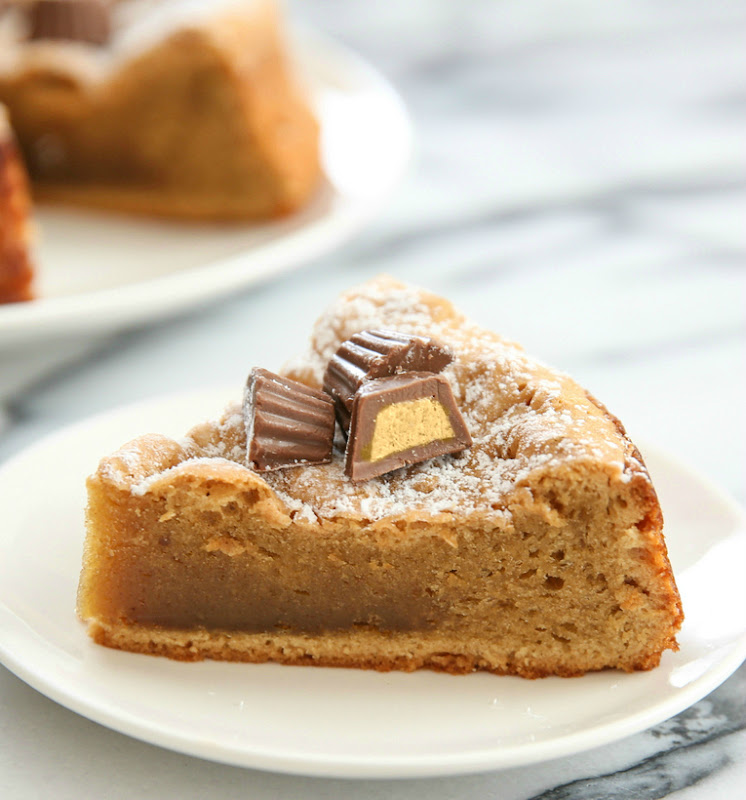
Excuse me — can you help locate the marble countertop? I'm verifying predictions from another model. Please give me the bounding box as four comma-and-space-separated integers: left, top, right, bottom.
1, 0, 745, 797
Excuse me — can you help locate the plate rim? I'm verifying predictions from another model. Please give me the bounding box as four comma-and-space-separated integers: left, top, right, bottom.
1, 389, 745, 779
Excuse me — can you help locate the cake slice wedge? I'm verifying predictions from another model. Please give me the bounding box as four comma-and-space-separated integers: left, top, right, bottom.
77, 277, 683, 677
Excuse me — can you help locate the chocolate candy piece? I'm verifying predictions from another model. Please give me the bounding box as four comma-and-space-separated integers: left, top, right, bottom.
27, 0, 111, 46
345, 372, 471, 482
323, 330, 453, 434
244, 368, 335, 472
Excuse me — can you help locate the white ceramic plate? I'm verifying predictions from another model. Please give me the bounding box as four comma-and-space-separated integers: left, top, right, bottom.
1, 388, 745, 779
0, 30, 412, 348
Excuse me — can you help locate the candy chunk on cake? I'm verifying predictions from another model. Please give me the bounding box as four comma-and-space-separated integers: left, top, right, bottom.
77, 277, 683, 677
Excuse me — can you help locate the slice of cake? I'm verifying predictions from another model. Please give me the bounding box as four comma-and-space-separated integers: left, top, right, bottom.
0, 0, 320, 220
77, 277, 683, 677
0, 103, 34, 303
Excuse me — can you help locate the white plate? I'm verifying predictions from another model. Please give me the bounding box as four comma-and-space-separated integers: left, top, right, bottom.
0, 30, 412, 348
1, 388, 745, 779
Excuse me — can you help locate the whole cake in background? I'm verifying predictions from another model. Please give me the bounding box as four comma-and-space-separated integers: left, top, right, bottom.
0, 0, 321, 220
78, 277, 684, 677
0, 103, 34, 303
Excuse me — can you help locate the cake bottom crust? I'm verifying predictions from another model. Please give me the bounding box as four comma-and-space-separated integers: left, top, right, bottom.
87, 621, 669, 679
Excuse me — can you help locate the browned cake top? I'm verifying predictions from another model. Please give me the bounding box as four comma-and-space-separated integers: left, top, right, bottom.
100, 277, 651, 525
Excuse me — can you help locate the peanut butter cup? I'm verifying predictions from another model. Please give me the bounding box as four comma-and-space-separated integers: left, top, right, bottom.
244, 368, 334, 472
324, 329, 452, 433
344, 372, 472, 481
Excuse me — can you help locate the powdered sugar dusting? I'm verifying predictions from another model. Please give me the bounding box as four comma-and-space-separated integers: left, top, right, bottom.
133, 277, 642, 521
131, 456, 239, 497
110, 279, 643, 520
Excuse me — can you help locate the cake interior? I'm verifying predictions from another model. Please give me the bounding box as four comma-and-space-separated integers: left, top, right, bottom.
82, 431, 678, 676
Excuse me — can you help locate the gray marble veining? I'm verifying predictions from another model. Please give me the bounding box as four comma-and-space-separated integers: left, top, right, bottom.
528, 665, 746, 799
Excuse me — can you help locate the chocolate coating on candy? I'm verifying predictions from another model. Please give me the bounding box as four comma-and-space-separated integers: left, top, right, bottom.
27, 0, 111, 46
345, 372, 471, 482
323, 330, 453, 434
244, 368, 335, 472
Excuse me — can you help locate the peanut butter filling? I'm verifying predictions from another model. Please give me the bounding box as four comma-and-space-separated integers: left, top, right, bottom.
365, 398, 455, 462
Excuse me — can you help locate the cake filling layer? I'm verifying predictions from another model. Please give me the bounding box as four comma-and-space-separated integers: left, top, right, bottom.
366, 397, 455, 462
98, 535, 450, 634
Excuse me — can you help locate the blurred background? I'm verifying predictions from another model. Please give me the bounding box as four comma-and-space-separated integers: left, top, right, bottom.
2, 0, 743, 503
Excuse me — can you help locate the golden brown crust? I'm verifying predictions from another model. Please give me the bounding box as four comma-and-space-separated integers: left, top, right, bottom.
0, 107, 34, 303
583, 388, 683, 632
